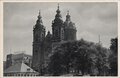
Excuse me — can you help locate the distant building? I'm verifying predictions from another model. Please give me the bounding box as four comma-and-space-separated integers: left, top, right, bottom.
4, 62, 39, 76
32, 4, 77, 74
6, 53, 32, 69
3, 61, 6, 70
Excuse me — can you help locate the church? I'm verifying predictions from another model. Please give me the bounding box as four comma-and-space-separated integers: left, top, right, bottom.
32, 4, 77, 74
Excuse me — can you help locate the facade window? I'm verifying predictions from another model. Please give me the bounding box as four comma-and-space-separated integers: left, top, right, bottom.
41, 33, 44, 38
24, 74, 27, 76
61, 29, 64, 40
27, 68, 30, 72
21, 74, 23, 76
18, 74, 20, 76
56, 30, 59, 38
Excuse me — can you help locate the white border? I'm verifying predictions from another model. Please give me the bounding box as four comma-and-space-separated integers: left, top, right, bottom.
0, 0, 119, 78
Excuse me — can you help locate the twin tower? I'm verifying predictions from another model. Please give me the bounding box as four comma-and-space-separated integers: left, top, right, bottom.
32, 4, 77, 72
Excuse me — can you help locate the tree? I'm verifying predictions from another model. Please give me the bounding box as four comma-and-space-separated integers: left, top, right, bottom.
48, 39, 110, 76
109, 37, 118, 76
110, 38, 118, 54
96, 45, 110, 76
48, 47, 65, 76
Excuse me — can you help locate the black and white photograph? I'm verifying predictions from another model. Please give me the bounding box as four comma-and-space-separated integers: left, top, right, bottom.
3, 2, 118, 76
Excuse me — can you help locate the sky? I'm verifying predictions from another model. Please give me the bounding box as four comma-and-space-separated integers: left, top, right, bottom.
3, 2, 118, 61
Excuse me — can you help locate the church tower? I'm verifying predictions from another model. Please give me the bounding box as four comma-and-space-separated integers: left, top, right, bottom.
32, 11, 46, 72
64, 11, 77, 41
52, 4, 64, 42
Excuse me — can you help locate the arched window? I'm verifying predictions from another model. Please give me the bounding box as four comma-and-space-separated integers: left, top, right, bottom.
61, 29, 64, 39
41, 33, 44, 39
55, 29, 59, 37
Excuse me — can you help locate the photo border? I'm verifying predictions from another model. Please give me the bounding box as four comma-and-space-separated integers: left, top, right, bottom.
0, 0, 119, 78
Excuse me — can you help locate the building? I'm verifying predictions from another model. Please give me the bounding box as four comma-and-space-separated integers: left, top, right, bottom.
4, 62, 39, 76
64, 11, 77, 41
3, 61, 6, 71
32, 4, 77, 74
6, 52, 32, 69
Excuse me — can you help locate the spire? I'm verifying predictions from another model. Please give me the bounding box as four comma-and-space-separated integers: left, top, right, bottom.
66, 10, 71, 21
55, 3, 62, 19
36, 10, 43, 25
67, 10, 69, 15
38, 10, 41, 19
56, 3, 60, 13
46, 31, 52, 39
98, 35, 102, 45
47, 31, 50, 35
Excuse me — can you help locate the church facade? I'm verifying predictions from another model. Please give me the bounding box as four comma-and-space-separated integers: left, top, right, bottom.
32, 4, 77, 74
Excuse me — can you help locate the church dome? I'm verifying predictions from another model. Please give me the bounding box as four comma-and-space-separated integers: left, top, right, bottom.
53, 3, 63, 24
64, 11, 76, 30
